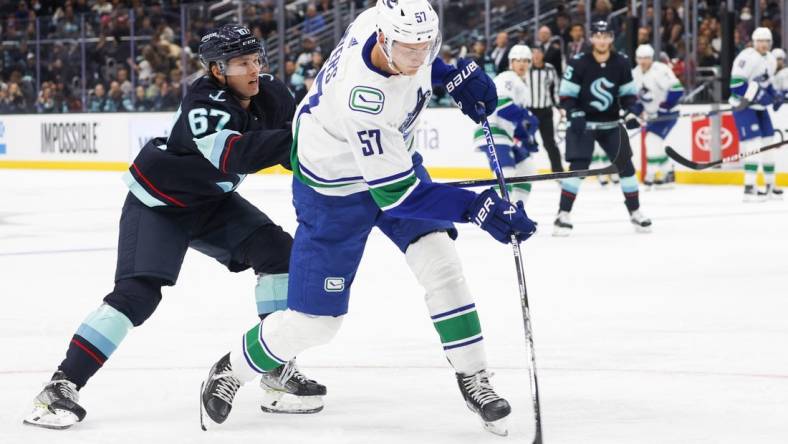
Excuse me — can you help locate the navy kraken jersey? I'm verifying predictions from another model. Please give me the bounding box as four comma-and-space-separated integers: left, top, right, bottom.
124, 73, 294, 208
558, 51, 637, 122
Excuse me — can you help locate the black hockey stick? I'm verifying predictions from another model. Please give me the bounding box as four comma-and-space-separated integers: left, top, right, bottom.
641, 101, 748, 124
447, 120, 622, 189
475, 104, 543, 444
665, 137, 788, 170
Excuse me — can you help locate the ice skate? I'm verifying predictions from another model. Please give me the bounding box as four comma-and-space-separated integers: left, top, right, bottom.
23, 371, 86, 430
552, 210, 573, 236
259, 359, 325, 414
200, 352, 241, 429
758, 184, 784, 200
743, 184, 762, 202
456, 370, 511, 436
629, 209, 652, 233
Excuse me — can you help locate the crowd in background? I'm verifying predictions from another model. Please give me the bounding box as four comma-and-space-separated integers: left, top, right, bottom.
0, 0, 784, 114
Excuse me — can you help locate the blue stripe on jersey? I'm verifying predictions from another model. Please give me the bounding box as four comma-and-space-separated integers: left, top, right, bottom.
367, 168, 414, 186
559, 79, 581, 98
299, 161, 364, 185
730, 80, 748, 97
122, 171, 167, 207
664, 88, 684, 109
363, 33, 392, 78
618, 80, 637, 96
444, 336, 484, 350
497, 103, 526, 124
193, 129, 240, 169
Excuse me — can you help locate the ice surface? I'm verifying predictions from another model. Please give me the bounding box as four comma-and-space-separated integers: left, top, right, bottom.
1, 170, 787, 444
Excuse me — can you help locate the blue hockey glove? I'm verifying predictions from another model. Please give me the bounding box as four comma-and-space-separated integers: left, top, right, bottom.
628, 102, 644, 116
444, 58, 497, 123
773, 90, 784, 111
467, 188, 536, 244
568, 110, 586, 135
755, 86, 775, 106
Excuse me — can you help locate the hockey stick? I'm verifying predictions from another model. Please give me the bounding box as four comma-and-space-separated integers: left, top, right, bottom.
642, 102, 748, 124
447, 121, 622, 189
665, 137, 788, 170
476, 104, 543, 444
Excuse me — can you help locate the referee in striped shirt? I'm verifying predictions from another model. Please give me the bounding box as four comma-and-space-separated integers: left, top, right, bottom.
526, 46, 564, 172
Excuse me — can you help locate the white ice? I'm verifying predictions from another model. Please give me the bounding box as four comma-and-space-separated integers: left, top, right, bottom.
1, 170, 787, 444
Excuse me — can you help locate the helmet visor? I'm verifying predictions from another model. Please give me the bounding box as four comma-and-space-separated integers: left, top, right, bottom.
222, 50, 268, 76
389, 32, 442, 73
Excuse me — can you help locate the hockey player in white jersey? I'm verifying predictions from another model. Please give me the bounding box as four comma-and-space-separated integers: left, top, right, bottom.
772, 48, 788, 94
473, 44, 540, 205
632, 44, 684, 188
200, 0, 537, 436
730, 27, 783, 200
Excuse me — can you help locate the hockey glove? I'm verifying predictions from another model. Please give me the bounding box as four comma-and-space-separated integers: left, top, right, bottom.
568, 110, 586, 135
467, 188, 536, 244
444, 59, 498, 123
754, 85, 775, 107
623, 104, 642, 130
773, 90, 784, 112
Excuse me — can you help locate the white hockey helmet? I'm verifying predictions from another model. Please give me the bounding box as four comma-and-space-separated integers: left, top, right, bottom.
508, 44, 532, 60
772, 48, 786, 60
636, 44, 655, 59
752, 27, 772, 42
376, 0, 441, 73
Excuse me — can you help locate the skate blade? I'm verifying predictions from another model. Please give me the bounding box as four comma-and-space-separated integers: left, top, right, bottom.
482, 417, 509, 437
199, 381, 211, 431
633, 224, 652, 233
23, 405, 79, 430
552, 226, 572, 237
260, 389, 324, 414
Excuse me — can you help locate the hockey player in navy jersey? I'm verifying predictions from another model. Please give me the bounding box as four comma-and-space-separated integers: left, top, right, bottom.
23, 24, 324, 429
199, 0, 536, 436
554, 21, 652, 236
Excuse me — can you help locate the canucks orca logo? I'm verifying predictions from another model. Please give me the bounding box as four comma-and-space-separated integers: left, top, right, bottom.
589, 77, 615, 111
399, 87, 431, 140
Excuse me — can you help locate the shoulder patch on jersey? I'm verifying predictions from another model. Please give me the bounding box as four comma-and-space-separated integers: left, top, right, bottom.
209, 90, 226, 102
349, 86, 385, 115
573, 52, 584, 59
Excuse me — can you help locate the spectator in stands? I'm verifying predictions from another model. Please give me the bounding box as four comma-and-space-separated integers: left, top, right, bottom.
6, 81, 27, 112
536, 26, 563, 77
0, 87, 11, 113
132, 85, 150, 111
490, 31, 511, 74
87, 83, 107, 112
295, 36, 319, 70
570, 0, 586, 25
470, 38, 496, 76
567, 23, 589, 59
698, 36, 718, 67
638, 26, 651, 46
302, 3, 326, 36
252, 6, 278, 40
553, 12, 572, 46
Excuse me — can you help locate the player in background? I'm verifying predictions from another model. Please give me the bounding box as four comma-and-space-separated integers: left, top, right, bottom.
771, 48, 788, 103
730, 27, 783, 201
632, 44, 684, 189
199, 0, 536, 436
473, 44, 540, 206
23, 25, 323, 430
554, 20, 652, 236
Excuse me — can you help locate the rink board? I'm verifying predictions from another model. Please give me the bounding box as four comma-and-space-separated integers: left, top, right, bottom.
0, 107, 786, 185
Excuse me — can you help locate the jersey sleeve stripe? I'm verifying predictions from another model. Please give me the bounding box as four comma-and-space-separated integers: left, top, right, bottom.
618, 80, 637, 96
370, 175, 420, 210
122, 171, 167, 207
558, 79, 581, 98
192, 129, 240, 170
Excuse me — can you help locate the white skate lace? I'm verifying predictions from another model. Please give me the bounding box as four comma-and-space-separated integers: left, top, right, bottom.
48, 378, 79, 403
463, 371, 501, 407
277, 360, 298, 385
212, 365, 241, 405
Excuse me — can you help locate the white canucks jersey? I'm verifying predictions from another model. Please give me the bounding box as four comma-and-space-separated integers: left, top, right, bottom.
291, 7, 433, 208
473, 70, 528, 147
632, 61, 682, 116
730, 47, 777, 111
774, 67, 788, 92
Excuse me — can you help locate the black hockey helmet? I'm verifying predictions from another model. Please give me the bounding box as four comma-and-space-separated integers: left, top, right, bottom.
590, 20, 613, 37
199, 24, 266, 74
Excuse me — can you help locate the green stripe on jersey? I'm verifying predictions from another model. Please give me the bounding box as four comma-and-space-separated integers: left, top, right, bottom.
497, 97, 513, 108
244, 323, 284, 372
369, 173, 418, 210
433, 310, 482, 344
291, 121, 363, 188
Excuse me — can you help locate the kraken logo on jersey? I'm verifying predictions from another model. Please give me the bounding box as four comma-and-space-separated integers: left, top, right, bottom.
589, 77, 615, 111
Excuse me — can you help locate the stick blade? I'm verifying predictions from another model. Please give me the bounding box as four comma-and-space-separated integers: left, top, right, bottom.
665, 146, 706, 170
